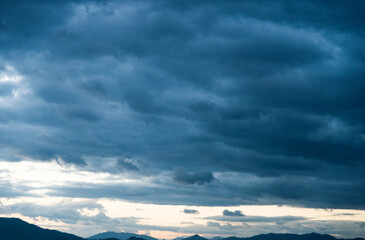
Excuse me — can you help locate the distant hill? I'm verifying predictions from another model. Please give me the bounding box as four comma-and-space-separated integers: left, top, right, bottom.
210, 237, 224, 240
182, 234, 208, 240
88, 231, 158, 240
173, 237, 186, 240
248, 233, 337, 240
174, 236, 223, 240
180, 234, 364, 240
1, 217, 364, 240
0, 217, 84, 240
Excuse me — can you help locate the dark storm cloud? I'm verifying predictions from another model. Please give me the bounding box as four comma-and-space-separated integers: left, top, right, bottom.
223, 209, 244, 217
39, 171, 364, 209
116, 158, 140, 171
0, 0, 364, 209
174, 169, 216, 185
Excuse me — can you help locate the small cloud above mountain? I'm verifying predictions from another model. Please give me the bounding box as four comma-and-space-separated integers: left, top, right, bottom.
183, 209, 199, 214
223, 209, 244, 216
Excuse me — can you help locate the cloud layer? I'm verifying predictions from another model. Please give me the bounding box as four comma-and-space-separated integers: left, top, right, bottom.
0, 0, 364, 212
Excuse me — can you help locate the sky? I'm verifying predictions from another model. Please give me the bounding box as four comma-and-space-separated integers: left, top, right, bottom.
0, 0, 365, 239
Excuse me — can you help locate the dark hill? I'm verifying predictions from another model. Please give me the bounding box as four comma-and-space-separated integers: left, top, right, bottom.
3, 217, 365, 240
248, 233, 337, 240
220, 233, 362, 240
181, 234, 364, 240
128, 237, 147, 240
182, 235, 208, 240
0, 217, 84, 240
89, 231, 158, 240
223, 237, 242, 240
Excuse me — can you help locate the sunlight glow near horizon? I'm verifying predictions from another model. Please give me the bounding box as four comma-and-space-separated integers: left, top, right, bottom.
99, 199, 365, 225
0, 159, 364, 239
1, 199, 365, 239
0, 159, 143, 188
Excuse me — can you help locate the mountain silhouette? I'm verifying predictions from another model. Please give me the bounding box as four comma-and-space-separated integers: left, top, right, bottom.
172, 237, 186, 240
88, 231, 158, 240
248, 233, 337, 240
98, 239, 120, 240
0, 217, 84, 240
128, 237, 148, 240
210, 237, 224, 240
182, 234, 208, 240
174, 236, 221, 240
1, 217, 364, 240
180, 234, 364, 240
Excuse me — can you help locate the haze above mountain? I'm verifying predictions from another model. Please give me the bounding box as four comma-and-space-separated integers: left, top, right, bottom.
1, 217, 364, 240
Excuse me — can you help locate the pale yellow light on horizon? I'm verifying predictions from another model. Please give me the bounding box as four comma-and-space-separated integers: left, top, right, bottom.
99, 198, 365, 225
1, 159, 365, 239
1, 198, 365, 239
139, 231, 192, 240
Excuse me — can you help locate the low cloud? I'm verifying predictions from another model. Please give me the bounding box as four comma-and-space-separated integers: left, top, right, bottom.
207, 215, 307, 224
173, 169, 216, 185
183, 209, 199, 214
116, 158, 139, 171
223, 209, 244, 216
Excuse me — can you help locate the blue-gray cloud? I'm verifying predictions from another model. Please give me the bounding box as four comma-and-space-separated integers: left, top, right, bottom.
174, 169, 216, 185
207, 215, 307, 224
0, 0, 364, 210
183, 209, 199, 214
116, 158, 140, 172
223, 210, 244, 217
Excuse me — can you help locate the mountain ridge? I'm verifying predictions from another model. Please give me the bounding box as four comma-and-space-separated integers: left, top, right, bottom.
88, 231, 158, 240
180, 234, 362, 240
0, 217, 364, 240
0, 217, 84, 240
181, 234, 208, 240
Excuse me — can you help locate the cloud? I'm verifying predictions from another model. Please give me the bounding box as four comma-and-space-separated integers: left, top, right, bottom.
223, 209, 244, 217
207, 215, 307, 224
116, 158, 140, 171
183, 209, 199, 214
0, 200, 104, 224
0, 181, 30, 198
0, 0, 364, 212
174, 169, 216, 185
0, 199, 178, 237
0, 197, 364, 238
